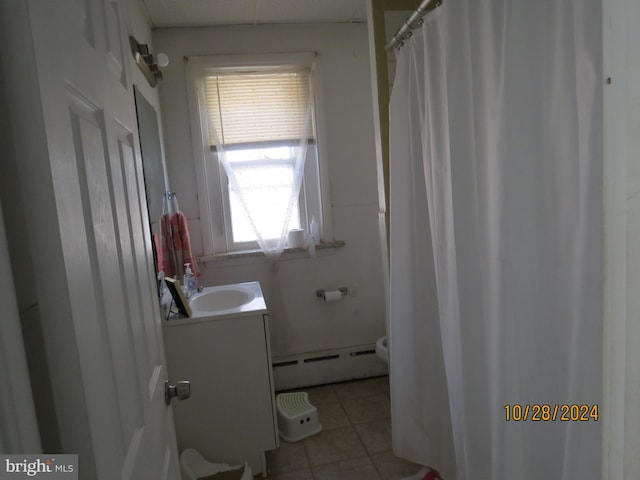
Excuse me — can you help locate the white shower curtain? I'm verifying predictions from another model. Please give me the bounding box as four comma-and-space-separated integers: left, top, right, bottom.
388, 2, 602, 479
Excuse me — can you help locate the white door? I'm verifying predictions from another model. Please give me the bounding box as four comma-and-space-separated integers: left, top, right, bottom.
21, 1, 181, 478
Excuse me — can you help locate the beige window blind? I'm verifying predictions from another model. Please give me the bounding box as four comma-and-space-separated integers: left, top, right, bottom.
204, 70, 313, 146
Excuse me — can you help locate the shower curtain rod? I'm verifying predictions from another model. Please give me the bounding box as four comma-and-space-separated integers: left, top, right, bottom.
385, 0, 443, 51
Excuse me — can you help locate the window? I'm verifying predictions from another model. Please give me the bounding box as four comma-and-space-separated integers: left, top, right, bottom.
224, 144, 304, 243
187, 54, 328, 255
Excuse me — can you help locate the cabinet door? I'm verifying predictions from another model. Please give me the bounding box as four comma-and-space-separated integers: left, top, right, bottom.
164, 315, 277, 470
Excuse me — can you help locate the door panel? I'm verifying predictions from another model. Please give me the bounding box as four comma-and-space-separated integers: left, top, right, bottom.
112, 130, 154, 383
61, 0, 96, 47
103, 0, 127, 86
67, 96, 128, 477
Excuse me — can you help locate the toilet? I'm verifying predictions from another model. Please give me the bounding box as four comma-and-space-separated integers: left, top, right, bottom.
180, 449, 252, 480
375, 336, 389, 364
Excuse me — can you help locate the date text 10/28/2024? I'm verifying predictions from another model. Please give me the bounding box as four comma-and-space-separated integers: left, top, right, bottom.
504, 404, 599, 422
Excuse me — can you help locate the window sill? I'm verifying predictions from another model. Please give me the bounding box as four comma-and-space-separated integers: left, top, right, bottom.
198, 240, 346, 263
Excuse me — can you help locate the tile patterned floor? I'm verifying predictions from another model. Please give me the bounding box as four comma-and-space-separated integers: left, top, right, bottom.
260, 376, 422, 480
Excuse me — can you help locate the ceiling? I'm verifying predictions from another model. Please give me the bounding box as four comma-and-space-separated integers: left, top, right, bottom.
141, 0, 369, 28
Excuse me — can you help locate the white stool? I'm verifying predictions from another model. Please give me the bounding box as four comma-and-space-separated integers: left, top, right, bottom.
276, 392, 322, 442
179, 448, 252, 480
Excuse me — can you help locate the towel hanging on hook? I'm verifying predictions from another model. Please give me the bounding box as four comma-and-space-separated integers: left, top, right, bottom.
159, 191, 198, 279
171, 192, 180, 215
160, 192, 177, 278
171, 211, 198, 278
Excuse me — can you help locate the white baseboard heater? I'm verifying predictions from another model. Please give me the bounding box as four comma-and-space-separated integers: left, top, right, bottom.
272, 343, 388, 391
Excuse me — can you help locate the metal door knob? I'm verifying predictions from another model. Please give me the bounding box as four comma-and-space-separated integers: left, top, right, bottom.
165, 380, 191, 405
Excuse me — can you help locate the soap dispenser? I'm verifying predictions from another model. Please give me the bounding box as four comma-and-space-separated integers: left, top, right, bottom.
157, 270, 166, 298
183, 263, 196, 298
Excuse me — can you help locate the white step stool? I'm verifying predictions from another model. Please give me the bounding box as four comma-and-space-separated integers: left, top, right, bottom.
276, 392, 322, 442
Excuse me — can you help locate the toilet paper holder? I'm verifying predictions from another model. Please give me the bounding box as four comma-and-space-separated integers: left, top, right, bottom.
316, 287, 349, 298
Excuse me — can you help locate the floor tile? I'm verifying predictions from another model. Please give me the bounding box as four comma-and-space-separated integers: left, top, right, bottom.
265, 440, 309, 475
305, 384, 339, 405
375, 376, 390, 398
334, 378, 385, 402
316, 401, 350, 431
354, 418, 392, 454
303, 425, 367, 466
312, 456, 382, 480
267, 378, 420, 480
342, 394, 391, 424
370, 450, 423, 480
268, 469, 314, 480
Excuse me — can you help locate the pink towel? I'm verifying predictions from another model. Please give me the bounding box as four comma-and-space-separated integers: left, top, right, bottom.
171, 211, 199, 276
153, 233, 163, 273
160, 213, 176, 277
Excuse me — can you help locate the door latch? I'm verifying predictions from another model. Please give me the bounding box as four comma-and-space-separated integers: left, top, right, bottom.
165, 380, 191, 405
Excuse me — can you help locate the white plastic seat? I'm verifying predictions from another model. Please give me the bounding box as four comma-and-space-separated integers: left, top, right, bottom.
276, 392, 322, 442
179, 448, 252, 480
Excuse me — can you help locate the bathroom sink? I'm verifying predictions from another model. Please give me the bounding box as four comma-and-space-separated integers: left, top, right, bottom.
189, 284, 256, 315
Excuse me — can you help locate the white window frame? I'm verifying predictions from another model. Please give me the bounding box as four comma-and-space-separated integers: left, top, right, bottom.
186, 53, 332, 255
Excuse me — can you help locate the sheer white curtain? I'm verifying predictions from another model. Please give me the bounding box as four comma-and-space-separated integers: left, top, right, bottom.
388, 2, 602, 479
207, 70, 314, 257
217, 130, 311, 257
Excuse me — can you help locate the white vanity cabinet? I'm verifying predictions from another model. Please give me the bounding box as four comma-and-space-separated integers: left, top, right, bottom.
162, 283, 278, 475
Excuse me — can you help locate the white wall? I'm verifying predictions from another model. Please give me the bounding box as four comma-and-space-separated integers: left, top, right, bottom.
129, 0, 170, 208
153, 24, 387, 360
129, 0, 169, 196
0, 0, 67, 451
